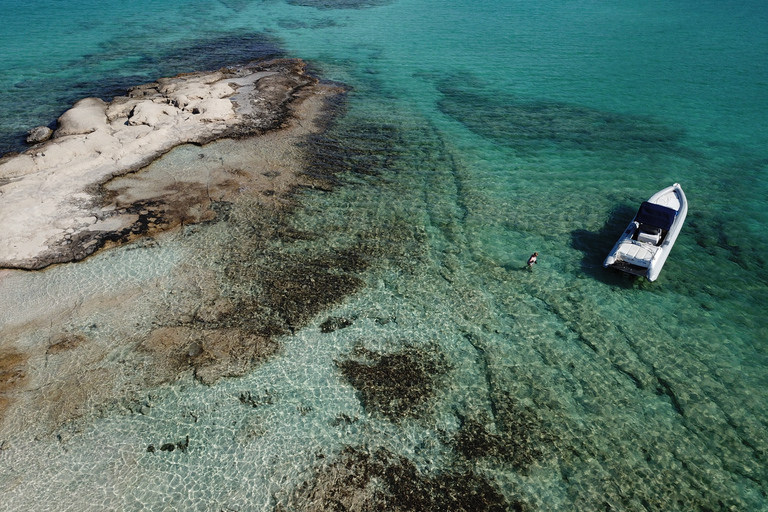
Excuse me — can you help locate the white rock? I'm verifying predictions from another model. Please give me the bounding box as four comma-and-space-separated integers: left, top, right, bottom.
0, 154, 36, 178
173, 94, 190, 109
128, 102, 179, 127
195, 98, 234, 122
0, 60, 323, 269
209, 82, 235, 98
54, 98, 108, 137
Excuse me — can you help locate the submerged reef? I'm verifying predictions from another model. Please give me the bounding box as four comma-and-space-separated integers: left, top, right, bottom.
278, 447, 520, 512
336, 344, 449, 422
138, 326, 278, 386
0, 84, 438, 441
0, 350, 28, 414
286, 0, 395, 9
436, 76, 684, 154
451, 395, 550, 472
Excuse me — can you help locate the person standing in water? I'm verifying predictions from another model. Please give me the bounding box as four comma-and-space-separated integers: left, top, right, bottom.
527, 252, 538, 268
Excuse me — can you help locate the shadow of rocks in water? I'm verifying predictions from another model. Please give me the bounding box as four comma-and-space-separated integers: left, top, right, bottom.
336, 344, 449, 422
277, 447, 523, 512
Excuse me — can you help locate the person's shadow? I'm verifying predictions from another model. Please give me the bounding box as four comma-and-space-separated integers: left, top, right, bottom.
502, 257, 538, 273
571, 205, 637, 285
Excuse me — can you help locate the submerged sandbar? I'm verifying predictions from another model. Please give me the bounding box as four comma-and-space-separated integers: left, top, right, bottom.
0, 58, 341, 270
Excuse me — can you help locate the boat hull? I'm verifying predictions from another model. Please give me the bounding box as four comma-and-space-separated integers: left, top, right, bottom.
603, 183, 687, 281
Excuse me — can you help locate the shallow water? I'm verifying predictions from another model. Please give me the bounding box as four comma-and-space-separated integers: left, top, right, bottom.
1, 0, 767, 510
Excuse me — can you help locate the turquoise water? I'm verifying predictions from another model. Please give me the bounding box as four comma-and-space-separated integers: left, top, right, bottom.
1, 0, 767, 510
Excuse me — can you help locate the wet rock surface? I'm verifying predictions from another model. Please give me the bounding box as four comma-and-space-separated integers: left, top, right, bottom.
25, 126, 53, 144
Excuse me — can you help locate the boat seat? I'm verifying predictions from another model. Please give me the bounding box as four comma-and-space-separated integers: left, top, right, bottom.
637, 225, 662, 244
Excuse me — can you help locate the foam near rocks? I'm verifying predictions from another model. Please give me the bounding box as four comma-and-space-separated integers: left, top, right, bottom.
0, 59, 339, 270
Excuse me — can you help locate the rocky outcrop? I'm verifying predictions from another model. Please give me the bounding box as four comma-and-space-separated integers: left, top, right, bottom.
0, 59, 339, 270
25, 126, 53, 144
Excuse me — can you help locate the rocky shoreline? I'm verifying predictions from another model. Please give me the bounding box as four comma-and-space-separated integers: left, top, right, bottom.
0, 58, 341, 270
0, 58, 352, 439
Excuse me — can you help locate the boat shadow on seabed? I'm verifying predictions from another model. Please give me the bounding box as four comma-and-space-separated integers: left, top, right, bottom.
571, 204, 639, 286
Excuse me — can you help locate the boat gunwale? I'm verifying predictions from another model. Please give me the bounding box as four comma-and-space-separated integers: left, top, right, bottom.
603, 183, 687, 281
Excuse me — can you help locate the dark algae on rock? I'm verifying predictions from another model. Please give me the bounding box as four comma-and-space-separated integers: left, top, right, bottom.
336, 344, 449, 422
277, 447, 521, 512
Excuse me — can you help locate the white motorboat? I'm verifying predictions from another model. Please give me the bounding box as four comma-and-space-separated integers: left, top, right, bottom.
603, 183, 687, 281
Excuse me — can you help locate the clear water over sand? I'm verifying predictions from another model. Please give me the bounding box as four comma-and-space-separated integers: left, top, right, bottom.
1, 0, 767, 510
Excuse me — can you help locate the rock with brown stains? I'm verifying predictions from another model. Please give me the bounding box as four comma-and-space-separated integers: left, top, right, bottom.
0, 59, 340, 270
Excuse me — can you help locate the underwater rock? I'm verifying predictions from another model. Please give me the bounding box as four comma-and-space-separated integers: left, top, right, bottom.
451, 405, 549, 472
0, 58, 344, 270
336, 344, 448, 421
286, 0, 395, 9
261, 258, 364, 331
319, 315, 354, 333
139, 326, 278, 386
452, 417, 508, 460
238, 390, 276, 408
176, 435, 190, 452
0, 349, 29, 421
277, 446, 519, 512
437, 79, 684, 153
330, 413, 358, 426
45, 332, 87, 355
147, 436, 189, 454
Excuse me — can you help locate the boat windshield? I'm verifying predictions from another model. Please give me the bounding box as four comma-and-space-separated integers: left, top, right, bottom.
635, 201, 676, 230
